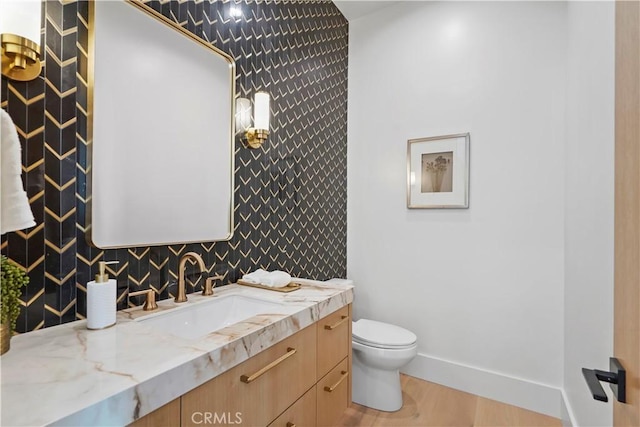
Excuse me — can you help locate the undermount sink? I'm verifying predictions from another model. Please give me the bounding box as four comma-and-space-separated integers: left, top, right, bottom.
136, 294, 295, 340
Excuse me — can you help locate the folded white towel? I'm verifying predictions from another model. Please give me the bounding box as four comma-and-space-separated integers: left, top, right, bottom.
241, 269, 270, 284
261, 271, 292, 288
241, 269, 292, 288
1, 109, 35, 234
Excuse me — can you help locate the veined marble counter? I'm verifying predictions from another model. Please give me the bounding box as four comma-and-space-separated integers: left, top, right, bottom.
1, 279, 354, 427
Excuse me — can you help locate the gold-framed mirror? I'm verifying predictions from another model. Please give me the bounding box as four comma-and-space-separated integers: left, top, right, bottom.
87, 0, 235, 248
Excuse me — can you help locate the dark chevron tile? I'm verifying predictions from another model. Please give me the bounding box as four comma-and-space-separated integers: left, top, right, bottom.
6, 0, 347, 333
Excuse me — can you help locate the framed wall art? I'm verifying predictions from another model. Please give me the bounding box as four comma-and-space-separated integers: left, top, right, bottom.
407, 133, 470, 208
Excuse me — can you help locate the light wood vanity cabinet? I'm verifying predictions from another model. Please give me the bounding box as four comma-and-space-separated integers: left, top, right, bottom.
315, 304, 352, 427
317, 305, 350, 379
128, 398, 181, 427
181, 323, 317, 426
268, 387, 317, 427
317, 357, 350, 427
129, 304, 351, 427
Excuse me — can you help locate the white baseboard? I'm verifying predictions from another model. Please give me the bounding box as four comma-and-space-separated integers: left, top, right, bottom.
560, 389, 578, 427
402, 353, 563, 419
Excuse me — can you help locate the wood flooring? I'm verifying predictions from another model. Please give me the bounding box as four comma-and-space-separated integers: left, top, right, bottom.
337, 374, 561, 427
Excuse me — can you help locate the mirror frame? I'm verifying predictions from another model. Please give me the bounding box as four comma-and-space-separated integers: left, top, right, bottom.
86, 0, 236, 248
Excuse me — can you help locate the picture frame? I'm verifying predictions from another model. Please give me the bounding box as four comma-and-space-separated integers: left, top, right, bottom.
407, 133, 470, 209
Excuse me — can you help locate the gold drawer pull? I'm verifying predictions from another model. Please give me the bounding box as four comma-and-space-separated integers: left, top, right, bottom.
324, 315, 348, 330
324, 370, 348, 392
286, 423, 296, 427
240, 347, 297, 383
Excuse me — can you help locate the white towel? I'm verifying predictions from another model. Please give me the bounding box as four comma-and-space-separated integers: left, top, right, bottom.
261, 271, 291, 288
241, 268, 271, 284
1, 109, 35, 234
242, 269, 292, 288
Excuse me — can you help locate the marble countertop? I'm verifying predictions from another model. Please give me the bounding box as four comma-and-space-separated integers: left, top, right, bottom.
1, 279, 354, 427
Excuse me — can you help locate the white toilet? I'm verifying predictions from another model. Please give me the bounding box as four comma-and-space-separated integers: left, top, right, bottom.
352, 319, 418, 412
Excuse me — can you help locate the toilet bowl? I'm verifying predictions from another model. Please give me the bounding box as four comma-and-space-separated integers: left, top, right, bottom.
352, 319, 418, 412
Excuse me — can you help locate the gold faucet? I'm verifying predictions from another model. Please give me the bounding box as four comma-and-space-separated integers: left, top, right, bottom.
176, 252, 206, 303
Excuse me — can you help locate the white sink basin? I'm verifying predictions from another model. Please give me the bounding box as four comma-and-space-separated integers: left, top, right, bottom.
136, 294, 294, 340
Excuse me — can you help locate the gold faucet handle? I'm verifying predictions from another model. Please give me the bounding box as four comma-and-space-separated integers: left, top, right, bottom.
203, 275, 222, 296
129, 289, 158, 311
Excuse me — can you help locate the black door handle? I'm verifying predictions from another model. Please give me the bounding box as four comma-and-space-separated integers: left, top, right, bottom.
582, 357, 626, 403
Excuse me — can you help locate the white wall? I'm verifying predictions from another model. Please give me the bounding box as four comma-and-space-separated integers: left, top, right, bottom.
563, 2, 615, 426
347, 1, 567, 416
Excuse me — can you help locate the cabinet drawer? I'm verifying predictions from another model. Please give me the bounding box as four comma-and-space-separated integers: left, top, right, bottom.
317, 305, 350, 380
181, 324, 317, 427
268, 386, 316, 427
317, 357, 350, 427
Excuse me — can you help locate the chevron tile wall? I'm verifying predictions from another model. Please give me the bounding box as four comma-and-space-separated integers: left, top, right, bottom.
1, 0, 348, 333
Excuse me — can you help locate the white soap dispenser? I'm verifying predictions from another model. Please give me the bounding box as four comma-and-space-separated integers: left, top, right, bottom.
86, 260, 118, 330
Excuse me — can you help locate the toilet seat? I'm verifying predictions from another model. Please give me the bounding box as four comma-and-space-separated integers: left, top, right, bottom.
353, 319, 417, 349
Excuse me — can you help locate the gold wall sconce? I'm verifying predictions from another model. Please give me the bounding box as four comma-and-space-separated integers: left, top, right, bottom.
236, 92, 270, 149
0, 0, 42, 81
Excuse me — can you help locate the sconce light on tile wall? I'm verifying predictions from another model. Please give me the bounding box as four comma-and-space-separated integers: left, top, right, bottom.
236, 92, 270, 149
0, 0, 42, 81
